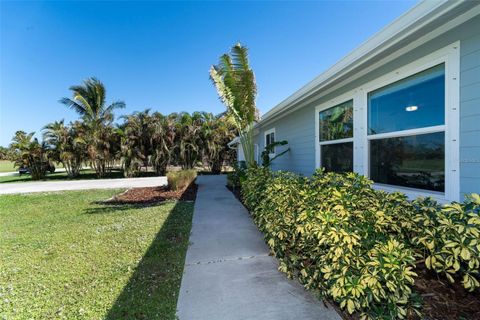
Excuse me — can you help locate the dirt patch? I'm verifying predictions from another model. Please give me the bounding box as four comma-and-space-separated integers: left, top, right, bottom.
106, 183, 197, 205
413, 265, 480, 320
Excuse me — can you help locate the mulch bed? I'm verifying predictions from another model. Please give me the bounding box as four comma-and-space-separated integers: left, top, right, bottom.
105, 182, 197, 205
413, 265, 480, 320
226, 184, 480, 320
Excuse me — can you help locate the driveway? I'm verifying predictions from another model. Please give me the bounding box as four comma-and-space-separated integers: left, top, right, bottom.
0, 176, 167, 195
176, 175, 340, 320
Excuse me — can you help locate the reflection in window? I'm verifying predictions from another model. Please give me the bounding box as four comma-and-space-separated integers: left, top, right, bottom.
370, 132, 444, 192
321, 142, 353, 173
368, 64, 445, 135
319, 100, 353, 141
265, 131, 275, 146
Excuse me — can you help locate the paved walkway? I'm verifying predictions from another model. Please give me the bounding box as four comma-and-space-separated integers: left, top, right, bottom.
176, 175, 340, 320
0, 176, 167, 195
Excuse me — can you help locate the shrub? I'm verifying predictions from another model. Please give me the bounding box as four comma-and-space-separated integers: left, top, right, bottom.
412, 195, 480, 291
226, 161, 247, 189
242, 168, 420, 319
167, 169, 197, 191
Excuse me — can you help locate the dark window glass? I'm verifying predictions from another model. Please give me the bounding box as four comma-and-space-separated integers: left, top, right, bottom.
368, 64, 445, 135
266, 132, 275, 146
319, 100, 353, 141
321, 142, 353, 173
370, 132, 444, 192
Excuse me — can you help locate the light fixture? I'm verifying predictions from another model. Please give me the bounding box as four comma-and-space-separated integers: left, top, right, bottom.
405, 105, 418, 112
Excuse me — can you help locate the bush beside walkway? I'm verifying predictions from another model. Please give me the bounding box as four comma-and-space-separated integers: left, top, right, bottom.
241, 167, 480, 320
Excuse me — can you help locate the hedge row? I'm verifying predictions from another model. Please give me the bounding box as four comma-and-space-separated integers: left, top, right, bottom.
241, 167, 480, 319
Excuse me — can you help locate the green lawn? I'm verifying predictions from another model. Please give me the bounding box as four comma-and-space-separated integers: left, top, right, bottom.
0, 160, 16, 172
0, 160, 65, 173
0, 190, 194, 319
0, 169, 158, 184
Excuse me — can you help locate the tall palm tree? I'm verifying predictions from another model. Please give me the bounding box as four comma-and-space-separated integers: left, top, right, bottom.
210, 43, 259, 167
60, 77, 125, 177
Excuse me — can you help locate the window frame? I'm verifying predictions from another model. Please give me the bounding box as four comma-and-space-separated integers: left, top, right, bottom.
264, 128, 276, 157
360, 42, 460, 202
313, 42, 460, 202
315, 94, 356, 173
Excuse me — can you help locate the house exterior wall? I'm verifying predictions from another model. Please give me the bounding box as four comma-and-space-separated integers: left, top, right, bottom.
256, 15, 480, 199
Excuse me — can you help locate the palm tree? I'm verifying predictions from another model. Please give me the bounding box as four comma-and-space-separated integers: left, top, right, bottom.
43, 120, 86, 177
175, 112, 204, 169
201, 112, 236, 173
9, 131, 49, 180
119, 110, 154, 177
60, 77, 125, 177
151, 112, 176, 175
210, 43, 259, 167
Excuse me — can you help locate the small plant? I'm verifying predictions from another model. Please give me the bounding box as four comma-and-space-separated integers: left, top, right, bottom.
226, 161, 247, 190
261, 140, 289, 167
167, 169, 197, 191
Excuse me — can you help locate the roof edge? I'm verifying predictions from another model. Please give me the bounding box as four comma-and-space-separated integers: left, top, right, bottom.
258, 0, 465, 126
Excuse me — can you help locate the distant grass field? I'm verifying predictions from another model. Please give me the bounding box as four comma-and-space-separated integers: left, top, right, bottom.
0, 160, 16, 172
0, 189, 194, 319
0, 169, 157, 183
0, 160, 64, 173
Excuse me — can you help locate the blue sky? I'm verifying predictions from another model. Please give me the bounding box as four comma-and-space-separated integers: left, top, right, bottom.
0, 0, 416, 146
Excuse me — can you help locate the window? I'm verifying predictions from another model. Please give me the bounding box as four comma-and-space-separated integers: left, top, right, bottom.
368, 64, 446, 192
264, 128, 275, 156
318, 100, 353, 173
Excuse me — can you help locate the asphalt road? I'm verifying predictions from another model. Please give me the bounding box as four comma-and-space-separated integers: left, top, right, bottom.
0, 176, 168, 195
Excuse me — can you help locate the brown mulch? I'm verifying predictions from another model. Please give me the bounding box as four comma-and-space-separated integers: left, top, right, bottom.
106, 182, 197, 205
413, 265, 480, 320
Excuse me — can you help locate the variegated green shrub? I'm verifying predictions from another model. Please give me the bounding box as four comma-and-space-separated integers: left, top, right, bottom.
242, 168, 421, 319
412, 195, 480, 291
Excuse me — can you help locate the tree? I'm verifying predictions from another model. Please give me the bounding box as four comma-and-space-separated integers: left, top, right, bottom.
150, 112, 177, 175
9, 131, 49, 180
210, 43, 259, 167
43, 120, 86, 177
201, 112, 236, 173
60, 77, 125, 177
175, 112, 204, 169
119, 110, 154, 177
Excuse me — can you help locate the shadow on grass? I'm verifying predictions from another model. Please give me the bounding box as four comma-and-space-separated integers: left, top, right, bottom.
84, 201, 171, 214
100, 200, 194, 319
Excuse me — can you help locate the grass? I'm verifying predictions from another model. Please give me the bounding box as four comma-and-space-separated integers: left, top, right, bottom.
0, 160, 16, 172
0, 169, 158, 184
0, 189, 194, 319
0, 160, 65, 173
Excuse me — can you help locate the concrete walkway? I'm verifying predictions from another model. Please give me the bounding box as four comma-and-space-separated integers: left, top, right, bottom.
176, 175, 340, 320
0, 176, 167, 195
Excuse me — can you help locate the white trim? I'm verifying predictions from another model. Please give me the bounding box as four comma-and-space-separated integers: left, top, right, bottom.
258, 2, 479, 128
360, 42, 460, 202
264, 128, 276, 157
313, 42, 460, 202
315, 94, 356, 171
367, 125, 445, 141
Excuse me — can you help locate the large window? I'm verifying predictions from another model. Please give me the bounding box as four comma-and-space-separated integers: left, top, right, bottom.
368, 64, 445, 192
319, 100, 353, 173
